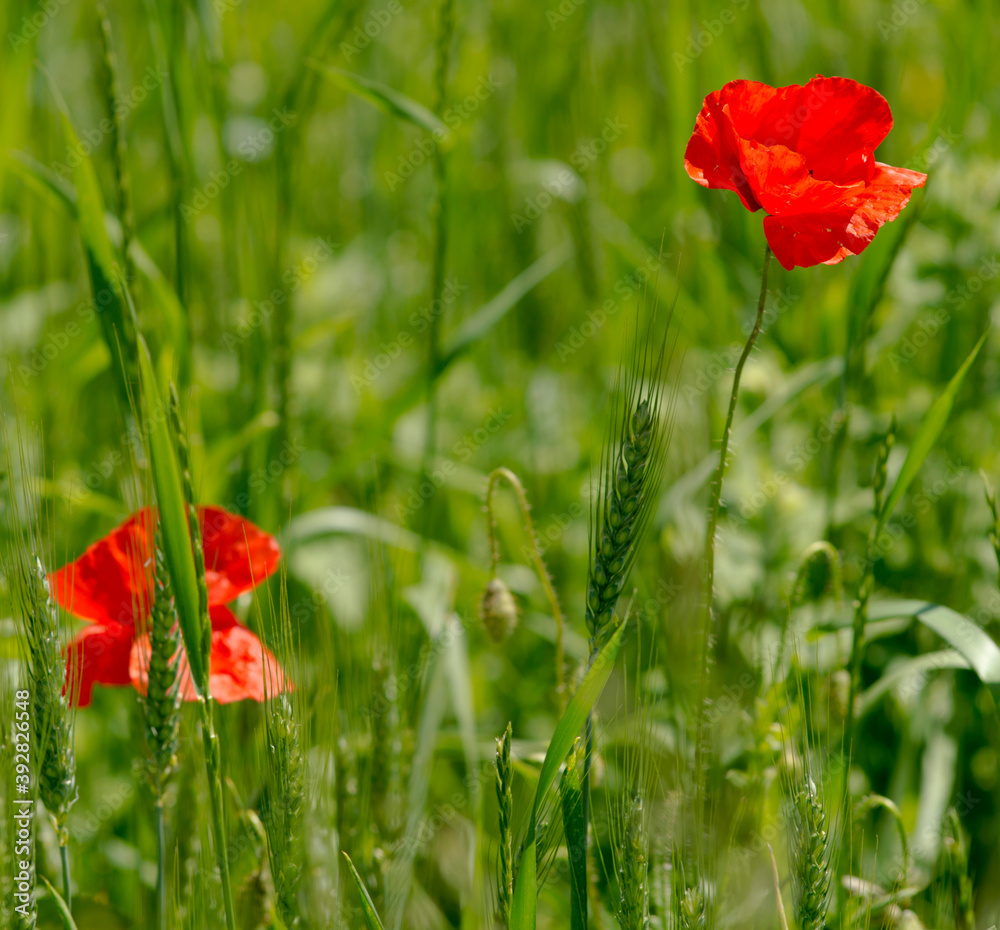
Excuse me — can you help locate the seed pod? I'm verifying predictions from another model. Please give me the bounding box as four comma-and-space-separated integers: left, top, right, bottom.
479, 577, 519, 643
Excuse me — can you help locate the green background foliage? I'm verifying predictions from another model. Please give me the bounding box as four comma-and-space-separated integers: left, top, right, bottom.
1, 0, 1000, 926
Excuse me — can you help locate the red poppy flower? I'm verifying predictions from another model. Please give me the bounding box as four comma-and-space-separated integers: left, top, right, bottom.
53, 506, 287, 706
684, 76, 927, 270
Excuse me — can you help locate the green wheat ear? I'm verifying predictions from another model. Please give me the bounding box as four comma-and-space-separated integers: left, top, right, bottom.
2, 422, 78, 917
790, 776, 831, 930
12, 555, 78, 845
263, 691, 305, 928
495, 722, 514, 927
676, 879, 708, 930
587, 308, 680, 655
2, 424, 77, 849
614, 791, 648, 930
142, 530, 183, 798
261, 585, 305, 929
944, 809, 975, 930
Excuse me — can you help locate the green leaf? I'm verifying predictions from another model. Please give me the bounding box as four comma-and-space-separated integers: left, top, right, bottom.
877, 330, 988, 535
39, 874, 79, 930
5, 150, 189, 371
857, 649, 970, 718
47, 105, 118, 282
289, 506, 423, 552
865, 599, 1000, 684
308, 60, 448, 138
343, 852, 386, 929
559, 740, 588, 930
28, 72, 135, 400
137, 337, 207, 693
509, 618, 628, 930
437, 241, 574, 372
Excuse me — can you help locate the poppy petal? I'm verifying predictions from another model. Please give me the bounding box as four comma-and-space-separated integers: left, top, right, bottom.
66, 622, 136, 707
730, 137, 864, 219
774, 76, 893, 184
762, 160, 926, 270
129, 607, 288, 703
762, 210, 872, 270
129, 633, 198, 702
684, 80, 777, 211
198, 506, 282, 606
855, 162, 928, 226
50, 511, 155, 626
205, 606, 289, 703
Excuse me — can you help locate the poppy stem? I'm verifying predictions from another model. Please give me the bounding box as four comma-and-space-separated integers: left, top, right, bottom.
486, 466, 567, 712
698, 244, 772, 787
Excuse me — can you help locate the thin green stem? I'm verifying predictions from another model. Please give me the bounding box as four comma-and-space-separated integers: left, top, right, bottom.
486, 467, 567, 711
846, 420, 893, 741
156, 800, 166, 930
60, 844, 71, 914
703, 245, 771, 637
845, 526, 877, 739
201, 701, 236, 930
697, 244, 771, 801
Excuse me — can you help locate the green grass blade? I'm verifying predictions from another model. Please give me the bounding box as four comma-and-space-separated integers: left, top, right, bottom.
437, 242, 574, 373
308, 60, 448, 137
343, 851, 386, 930
5, 150, 188, 365
44, 88, 118, 282
39, 874, 79, 930
137, 336, 207, 693
887, 600, 1000, 683
877, 330, 988, 535
5, 149, 76, 207
36, 69, 134, 398
509, 618, 628, 930
858, 649, 970, 718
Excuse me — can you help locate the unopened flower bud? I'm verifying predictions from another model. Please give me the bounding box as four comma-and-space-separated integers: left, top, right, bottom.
479, 577, 519, 643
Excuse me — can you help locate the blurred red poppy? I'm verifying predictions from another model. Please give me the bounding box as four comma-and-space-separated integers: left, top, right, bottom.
52, 506, 287, 706
684, 76, 927, 270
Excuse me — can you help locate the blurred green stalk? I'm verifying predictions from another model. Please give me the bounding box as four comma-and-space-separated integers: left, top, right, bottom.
418, 0, 455, 532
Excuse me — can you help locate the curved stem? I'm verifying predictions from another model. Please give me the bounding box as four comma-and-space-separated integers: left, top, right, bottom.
60, 843, 71, 914
486, 467, 567, 711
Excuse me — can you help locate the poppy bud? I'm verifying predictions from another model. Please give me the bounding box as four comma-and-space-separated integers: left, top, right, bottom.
479, 577, 519, 643
792, 541, 843, 606
828, 669, 852, 724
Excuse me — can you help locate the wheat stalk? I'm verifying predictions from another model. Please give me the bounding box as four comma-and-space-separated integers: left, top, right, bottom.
846, 416, 896, 736
558, 737, 586, 930
790, 777, 831, 930
3, 422, 77, 913
587, 388, 670, 654
677, 882, 707, 930
142, 532, 183, 793
12, 556, 78, 845
495, 722, 514, 926
615, 791, 648, 930
263, 692, 305, 927
166, 384, 237, 930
